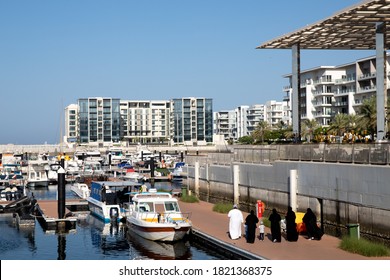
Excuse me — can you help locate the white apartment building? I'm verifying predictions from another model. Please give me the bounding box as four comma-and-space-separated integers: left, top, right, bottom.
246, 104, 266, 135
265, 100, 288, 127
64, 97, 213, 146
235, 105, 249, 139
120, 100, 171, 144
64, 104, 78, 144
283, 54, 390, 127
214, 102, 291, 142
214, 110, 236, 140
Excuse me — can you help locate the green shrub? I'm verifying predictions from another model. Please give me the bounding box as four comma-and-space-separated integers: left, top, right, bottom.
261, 218, 271, 228
212, 202, 234, 214
339, 236, 390, 257
180, 194, 199, 203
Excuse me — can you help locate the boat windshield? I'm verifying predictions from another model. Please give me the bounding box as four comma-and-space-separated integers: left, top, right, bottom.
135, 201, 179, 213
164, 201, 179, 212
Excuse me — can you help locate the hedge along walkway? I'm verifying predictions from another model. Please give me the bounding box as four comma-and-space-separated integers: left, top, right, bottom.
178, 200, 390, 260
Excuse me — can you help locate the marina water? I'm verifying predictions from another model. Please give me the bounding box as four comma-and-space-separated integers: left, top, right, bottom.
0, 182, 225, 260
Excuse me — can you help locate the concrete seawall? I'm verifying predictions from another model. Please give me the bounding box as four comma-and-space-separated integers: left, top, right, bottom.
185, 159, 390, 245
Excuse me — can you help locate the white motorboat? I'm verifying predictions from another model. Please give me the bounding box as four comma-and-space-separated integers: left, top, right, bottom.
86, 181, 142, 223
25, 160, 50, 189
126, 190, 191, 242
70, 183, 90, 199
169, 162, 186, 182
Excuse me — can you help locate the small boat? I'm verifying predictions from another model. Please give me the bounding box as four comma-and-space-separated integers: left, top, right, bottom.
126, 190, 192, 242
169, 162, 186, 182
86, 181, 142, 223
70, 183, 90, 199
47, 163, 61, 185
25, 160, 50, 189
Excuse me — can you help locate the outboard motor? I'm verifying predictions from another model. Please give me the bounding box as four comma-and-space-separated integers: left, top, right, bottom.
110, 207, 119, 222
5, 191, 12, 201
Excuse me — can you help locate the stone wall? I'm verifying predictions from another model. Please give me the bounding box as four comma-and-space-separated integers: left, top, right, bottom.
185, 160, 390, 245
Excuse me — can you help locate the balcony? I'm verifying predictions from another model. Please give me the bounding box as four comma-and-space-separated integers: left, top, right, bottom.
335, 75, 356, 84
356, 85, 376, 93
358, 72, 376, 80
312, 90, 334, 96
313, 77, 333, 85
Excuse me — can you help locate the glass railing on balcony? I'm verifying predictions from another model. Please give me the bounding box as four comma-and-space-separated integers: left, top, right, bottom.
358, 72, 376, 80
335, 88, 355, 95
313, 78, 333, 85
334, 101, 348, 106
357, 85, 376, 93
313, 90, 334, 95
335, 75, 356, 84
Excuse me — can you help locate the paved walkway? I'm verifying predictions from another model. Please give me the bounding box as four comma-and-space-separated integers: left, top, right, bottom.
178, 200, 390, 260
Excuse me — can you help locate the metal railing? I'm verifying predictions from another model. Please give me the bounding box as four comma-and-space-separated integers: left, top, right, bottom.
185, 143, 390, 166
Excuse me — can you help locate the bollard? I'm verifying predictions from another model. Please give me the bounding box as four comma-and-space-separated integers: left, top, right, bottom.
57, 167, 66, 219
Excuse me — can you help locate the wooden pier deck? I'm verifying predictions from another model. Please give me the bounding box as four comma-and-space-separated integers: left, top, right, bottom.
35, 199, 86, 233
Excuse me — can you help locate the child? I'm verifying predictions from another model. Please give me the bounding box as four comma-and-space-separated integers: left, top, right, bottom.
259, 221, 265, 241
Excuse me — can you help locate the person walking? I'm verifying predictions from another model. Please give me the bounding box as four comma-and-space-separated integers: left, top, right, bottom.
285, 206, 299, 241
258, 221, 265, 241
228, 204, 244, 240
302, 208, 323, 240
245, 210, 259, 243
268, 208, 281, 242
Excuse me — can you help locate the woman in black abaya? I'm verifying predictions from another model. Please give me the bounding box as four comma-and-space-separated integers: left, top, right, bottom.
245, 210, 259, 243
285, 206, 299, 241
268, 208, 281, 242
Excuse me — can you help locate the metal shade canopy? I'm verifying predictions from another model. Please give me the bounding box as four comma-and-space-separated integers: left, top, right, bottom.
257, 0, 390, 50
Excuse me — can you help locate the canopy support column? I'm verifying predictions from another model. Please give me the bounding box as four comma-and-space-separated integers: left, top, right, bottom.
376, 22, 387, 141
292, 43, 301, 142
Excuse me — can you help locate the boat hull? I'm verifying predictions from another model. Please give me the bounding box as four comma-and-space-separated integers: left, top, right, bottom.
26, 180, 49, 189
86, 197, 123, 223
127, 216, 191, 242
70, 183, 90, 199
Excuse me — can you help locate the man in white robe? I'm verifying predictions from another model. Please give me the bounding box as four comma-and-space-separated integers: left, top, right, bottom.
228, 204, 244, 239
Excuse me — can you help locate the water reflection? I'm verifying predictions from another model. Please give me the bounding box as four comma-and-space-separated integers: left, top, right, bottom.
87, 215, 130, 255
57, 235, 66, 260
127, 229, 192, 260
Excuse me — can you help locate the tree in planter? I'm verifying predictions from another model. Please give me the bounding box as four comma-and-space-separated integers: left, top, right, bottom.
252, 120, 271, 144
301, 119, 319, 143
328, 113, 349, 142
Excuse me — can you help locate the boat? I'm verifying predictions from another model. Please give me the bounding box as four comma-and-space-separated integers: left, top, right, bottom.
25, 160, 50, 189
47, 162, 61, 184
86, 181, 142, 223
80, 160, 104, 177
169, 162, 186, 182
120, 171, 145, 183
126, 190, 192, 242
70, 183, 90, 199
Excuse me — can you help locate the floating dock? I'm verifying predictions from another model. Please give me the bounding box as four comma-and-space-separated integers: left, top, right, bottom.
34, 200, 86, 233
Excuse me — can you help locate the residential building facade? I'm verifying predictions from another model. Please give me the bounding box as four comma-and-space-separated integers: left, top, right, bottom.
120, 100, 171, 144
78, 97, 121, 145
171, 98, 213, 145
64, 97, 213, 146
213, 110, 236, 141
64, 104, 78, 144
283, 54, 390, 127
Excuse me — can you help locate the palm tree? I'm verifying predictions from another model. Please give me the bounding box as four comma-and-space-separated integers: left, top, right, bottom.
328, 113, 349, 137
357, 96, 377, 139
301, 119, 319, 142
252, 120, 270, 144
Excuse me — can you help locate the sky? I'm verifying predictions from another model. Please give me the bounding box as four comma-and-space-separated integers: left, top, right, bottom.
0, 0, 376, 144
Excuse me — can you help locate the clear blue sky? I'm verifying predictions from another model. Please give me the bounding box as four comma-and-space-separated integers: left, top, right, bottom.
0, 0, 375, 144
